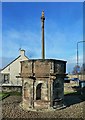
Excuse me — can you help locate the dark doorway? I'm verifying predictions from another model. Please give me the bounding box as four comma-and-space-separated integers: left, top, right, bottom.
36, 83, 42, 100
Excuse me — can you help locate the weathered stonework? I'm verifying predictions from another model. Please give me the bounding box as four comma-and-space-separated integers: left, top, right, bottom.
20, 59, 66, 110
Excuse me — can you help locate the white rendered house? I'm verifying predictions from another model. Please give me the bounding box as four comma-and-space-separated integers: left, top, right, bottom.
0, 50, 28, 86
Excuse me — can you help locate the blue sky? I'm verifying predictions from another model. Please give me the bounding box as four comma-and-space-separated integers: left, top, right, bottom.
1, 2, 83, 73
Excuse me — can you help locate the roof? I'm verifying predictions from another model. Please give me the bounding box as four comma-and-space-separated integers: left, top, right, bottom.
1, 55, 28, 71
20, 59, 67, 63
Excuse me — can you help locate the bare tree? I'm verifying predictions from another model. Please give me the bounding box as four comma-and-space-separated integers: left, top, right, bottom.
72, 65, 81, 74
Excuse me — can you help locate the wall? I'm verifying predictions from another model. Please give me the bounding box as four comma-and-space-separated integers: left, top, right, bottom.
21, 59, 66, 110
1, 86, 22, 92
1, 54, 28, 86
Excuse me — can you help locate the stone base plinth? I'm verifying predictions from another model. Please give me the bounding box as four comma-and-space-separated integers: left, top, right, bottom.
19, 102, 66, 112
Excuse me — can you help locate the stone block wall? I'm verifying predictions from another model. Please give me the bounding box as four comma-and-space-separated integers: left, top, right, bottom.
20, 59, 66, 110
54, 60, 66, 74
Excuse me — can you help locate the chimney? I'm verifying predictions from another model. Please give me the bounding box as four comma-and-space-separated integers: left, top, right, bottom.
20, 49, 25, 57
41, 11, 45, 59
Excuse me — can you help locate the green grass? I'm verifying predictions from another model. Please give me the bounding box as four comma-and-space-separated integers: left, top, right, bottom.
0, 92, 10, 101
64, 91, 79, 95
7, 91, 22, 96
0, 91, 21, 100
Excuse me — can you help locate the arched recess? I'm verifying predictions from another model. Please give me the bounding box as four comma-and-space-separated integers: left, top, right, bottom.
36, 83, 42, 100
24, 82, 29, 99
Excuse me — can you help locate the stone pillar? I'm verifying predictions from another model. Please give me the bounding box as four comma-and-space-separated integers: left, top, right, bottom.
22, 78, 24, 102
50, 79, 53, 107
41, 11, 45, 59
47, 78, 52, 108
41, 82, 48, 101
32, 79, 35, 108
29, 79, 34, 108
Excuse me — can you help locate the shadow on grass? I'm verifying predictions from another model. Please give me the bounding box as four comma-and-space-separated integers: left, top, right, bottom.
1, 90, 85, 109
64, 90, 85, 107
8, 91, 22, 96
1, 91, 21, 101
2, 92, 22, 105
0, 93, 10, 101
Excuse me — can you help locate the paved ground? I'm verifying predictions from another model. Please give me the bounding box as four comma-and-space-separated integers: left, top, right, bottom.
1, 94, 85, 119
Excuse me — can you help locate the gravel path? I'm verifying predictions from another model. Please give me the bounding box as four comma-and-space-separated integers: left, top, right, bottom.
1, 95, 85, 119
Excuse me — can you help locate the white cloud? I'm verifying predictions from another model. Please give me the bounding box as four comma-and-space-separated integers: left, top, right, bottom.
66, 54, 83, 73
2, 14, 83, 71
67, 54, 83, 64
2, 29, 41, 58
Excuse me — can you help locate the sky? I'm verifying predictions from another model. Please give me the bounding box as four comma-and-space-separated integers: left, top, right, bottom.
1, 2, 84, 73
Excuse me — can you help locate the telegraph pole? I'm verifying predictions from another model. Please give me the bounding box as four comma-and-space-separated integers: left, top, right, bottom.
77, 41, 85, 83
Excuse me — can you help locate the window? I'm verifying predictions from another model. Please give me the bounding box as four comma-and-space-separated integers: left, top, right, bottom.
4, 74, 9, 83
36, 83, 42, 100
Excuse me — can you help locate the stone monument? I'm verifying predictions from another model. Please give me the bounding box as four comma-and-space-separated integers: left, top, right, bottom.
20, 11, 67, 111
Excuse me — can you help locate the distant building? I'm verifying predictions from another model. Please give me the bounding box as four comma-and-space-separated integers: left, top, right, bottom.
0, 50, 28, 88
67, 74, 85, 81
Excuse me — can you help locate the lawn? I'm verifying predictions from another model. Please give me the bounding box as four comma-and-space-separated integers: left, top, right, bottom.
0, 92, 10, 101
64, 91, 78, 95
7, 91, 22, 96
0, 91, 21, 101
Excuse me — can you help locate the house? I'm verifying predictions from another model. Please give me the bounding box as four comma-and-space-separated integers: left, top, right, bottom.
0, 50, 28, 91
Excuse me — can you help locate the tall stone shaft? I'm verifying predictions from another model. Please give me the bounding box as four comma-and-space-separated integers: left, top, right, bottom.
41, 11, 45, 59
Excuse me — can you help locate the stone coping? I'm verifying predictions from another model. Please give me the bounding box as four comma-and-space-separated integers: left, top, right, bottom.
20, 59, 67, 63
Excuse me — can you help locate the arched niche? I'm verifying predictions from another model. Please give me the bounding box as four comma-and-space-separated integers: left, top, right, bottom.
36, 83, 42, 100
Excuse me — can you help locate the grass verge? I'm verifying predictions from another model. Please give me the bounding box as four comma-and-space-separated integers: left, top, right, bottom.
7, 91, 22, 96
0, 92, 10, 101
64, 91, 79, 95
0, 91, 21, 100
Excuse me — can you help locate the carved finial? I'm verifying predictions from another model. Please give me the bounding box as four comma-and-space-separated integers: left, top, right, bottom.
42, 11, 44, 17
